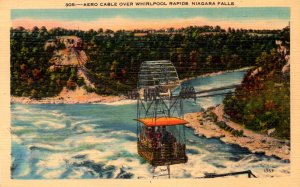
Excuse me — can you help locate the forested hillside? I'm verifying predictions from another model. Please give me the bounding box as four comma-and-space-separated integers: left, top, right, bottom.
11, 26, 283, 98
223, 26, 290, 139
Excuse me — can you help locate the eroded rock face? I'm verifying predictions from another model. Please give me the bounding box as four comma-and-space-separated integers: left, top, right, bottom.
49, 47, 87, 66
46, 36, 96, 91
46, 36, 87, 67
282, 55, 290, 74
275, 40, 290, 74
267, 128, 276, 136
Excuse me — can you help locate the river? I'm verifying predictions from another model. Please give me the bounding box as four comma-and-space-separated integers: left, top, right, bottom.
11, 69, 290, 179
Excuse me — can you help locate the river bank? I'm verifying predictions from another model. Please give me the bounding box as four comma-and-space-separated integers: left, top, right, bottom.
11, 87, 124, 104
11, 67, 253, 105
184, 104, 290, 161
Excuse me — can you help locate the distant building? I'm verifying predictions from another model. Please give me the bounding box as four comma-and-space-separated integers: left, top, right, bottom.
134, 33, 148, 37
96, 33, 115, 37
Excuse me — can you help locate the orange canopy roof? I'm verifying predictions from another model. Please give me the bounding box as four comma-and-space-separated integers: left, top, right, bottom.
136, 117, 188, 127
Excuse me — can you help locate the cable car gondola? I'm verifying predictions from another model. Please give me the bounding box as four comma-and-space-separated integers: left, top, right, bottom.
135, 60, 191, 178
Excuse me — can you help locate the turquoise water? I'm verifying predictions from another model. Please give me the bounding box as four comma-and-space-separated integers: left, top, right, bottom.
11, 70, 290, 179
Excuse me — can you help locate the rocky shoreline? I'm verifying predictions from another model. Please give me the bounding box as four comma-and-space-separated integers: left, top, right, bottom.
184, 104, 290, 161
11, 87, 124, 104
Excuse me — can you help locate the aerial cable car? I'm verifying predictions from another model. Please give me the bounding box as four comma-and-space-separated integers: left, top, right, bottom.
134, 61, 256, 179
135, 60, 192, 178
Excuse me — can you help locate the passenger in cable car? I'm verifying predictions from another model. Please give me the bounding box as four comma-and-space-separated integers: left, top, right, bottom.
156, 128, 162, 148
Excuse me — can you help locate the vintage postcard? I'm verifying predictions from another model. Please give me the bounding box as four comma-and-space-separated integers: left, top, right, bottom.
0, 0, 299, 186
